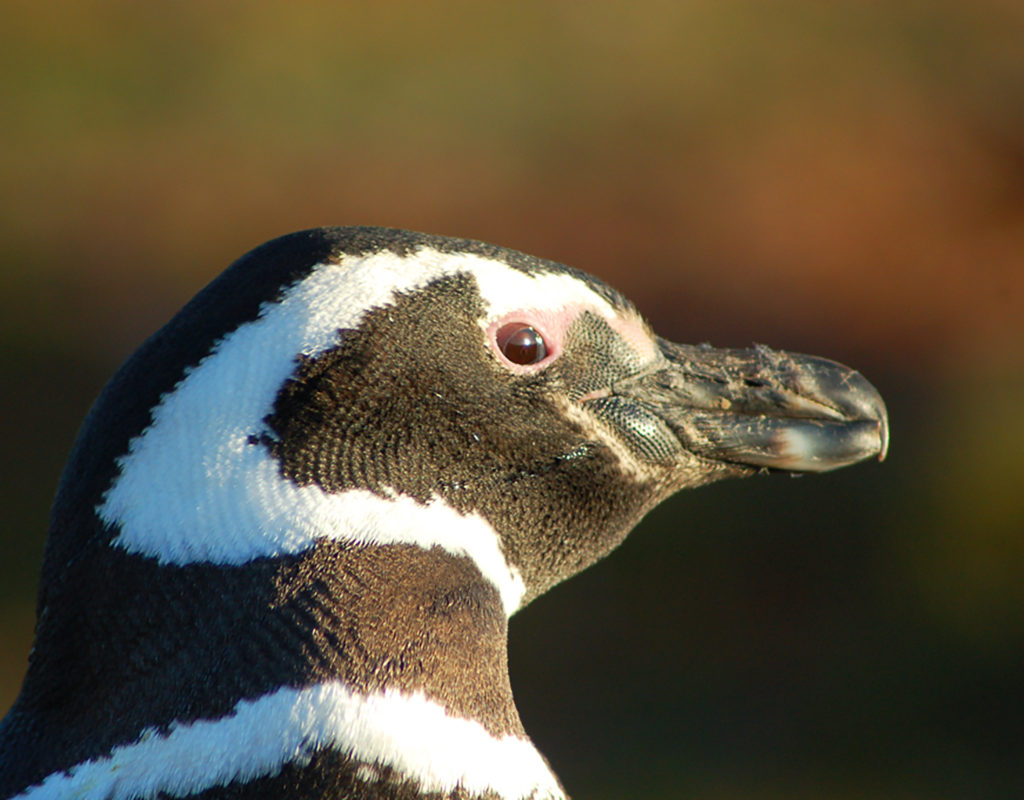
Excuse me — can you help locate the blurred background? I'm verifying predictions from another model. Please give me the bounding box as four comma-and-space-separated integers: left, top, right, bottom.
2, 1, 1022, 797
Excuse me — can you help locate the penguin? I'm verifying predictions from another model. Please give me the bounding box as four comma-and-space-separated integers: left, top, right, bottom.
0, 227, 888, 800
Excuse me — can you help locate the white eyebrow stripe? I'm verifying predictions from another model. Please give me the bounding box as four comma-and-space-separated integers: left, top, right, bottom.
98, 248, 618, 617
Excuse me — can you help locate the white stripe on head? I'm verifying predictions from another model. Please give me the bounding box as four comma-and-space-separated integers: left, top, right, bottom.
97, 248, 615, 615
13, 683, 565, 800
406, 247, 621, 324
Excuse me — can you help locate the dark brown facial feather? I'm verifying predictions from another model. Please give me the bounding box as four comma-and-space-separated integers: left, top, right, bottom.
264, 275, 666, 602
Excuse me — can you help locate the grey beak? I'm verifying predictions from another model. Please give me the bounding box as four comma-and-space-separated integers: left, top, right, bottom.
615, 341, 889, 473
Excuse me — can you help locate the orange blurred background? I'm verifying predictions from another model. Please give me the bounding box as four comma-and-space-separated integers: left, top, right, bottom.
2, 2, 1022, 797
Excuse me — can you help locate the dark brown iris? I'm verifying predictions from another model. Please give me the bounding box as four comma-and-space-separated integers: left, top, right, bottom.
500, 325, 547, 365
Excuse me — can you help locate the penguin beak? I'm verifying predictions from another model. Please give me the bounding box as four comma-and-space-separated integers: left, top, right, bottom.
612, 341, 889, 473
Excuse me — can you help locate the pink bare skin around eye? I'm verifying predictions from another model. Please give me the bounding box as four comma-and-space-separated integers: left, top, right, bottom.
485, 305, 658, 374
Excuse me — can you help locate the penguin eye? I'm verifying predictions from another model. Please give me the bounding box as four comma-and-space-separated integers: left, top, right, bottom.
498, 324, 548, 365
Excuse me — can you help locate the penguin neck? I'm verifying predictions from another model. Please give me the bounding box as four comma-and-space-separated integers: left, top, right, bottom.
285, 539, 527, 738
6, 536, 568, 800
192, 538, 564, 800
133, 536, 530, 742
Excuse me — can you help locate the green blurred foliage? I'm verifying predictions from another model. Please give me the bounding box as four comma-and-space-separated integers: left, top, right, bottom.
2, 1, 1023, 797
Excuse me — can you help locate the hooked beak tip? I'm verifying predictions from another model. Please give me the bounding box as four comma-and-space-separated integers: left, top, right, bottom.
877, 412, 890, 462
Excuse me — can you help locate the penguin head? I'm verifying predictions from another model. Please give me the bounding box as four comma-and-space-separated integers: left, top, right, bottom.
4, 227, 888, 800
58, 227, 887, 613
